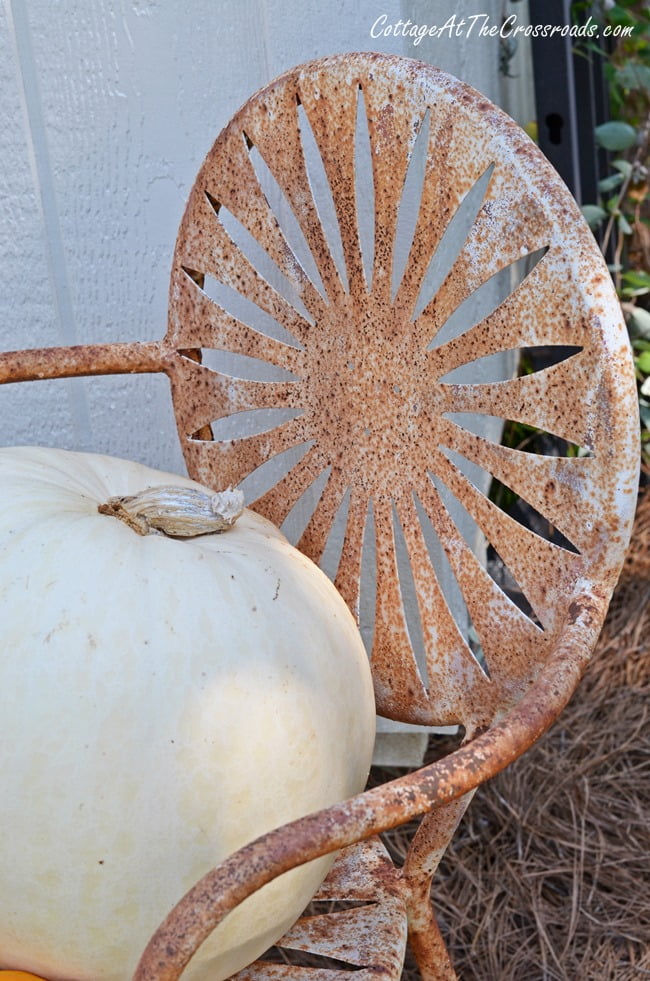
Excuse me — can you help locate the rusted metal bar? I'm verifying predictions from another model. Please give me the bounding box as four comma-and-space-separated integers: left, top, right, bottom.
0, 339, 170, 385
404, 794, 475, 980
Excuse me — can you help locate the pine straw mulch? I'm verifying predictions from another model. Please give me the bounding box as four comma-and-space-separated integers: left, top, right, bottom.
381, 484, 650, 980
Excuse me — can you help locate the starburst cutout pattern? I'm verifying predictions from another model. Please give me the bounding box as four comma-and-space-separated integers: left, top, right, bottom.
167, 54, 638, 736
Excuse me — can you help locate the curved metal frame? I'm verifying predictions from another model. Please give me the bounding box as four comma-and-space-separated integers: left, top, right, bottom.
0, 53, 639, 979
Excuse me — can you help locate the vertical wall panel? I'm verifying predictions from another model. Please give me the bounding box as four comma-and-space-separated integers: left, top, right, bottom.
0, 0, 80, 449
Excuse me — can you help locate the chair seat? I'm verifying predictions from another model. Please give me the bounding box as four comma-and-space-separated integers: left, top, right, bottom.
233, 838, 408, 978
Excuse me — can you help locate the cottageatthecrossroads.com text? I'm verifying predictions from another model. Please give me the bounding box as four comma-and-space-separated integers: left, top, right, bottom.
370, 12, 635, 45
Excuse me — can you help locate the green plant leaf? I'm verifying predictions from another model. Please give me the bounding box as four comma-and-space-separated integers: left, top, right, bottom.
636, 350, 650, 374
612, 159, 633, 178
622, 270, 650, 289
598, 172, 625, 192
614, 62, 650, 93
618, 213, 633, 235
581, 204, 608, 228
622, 270, 650, 297
629, 307, 650, 340
622, 286, 650, 298
594, 121, 638, 150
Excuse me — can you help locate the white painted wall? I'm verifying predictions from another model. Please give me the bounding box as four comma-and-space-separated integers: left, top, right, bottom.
0, 0, 534, 763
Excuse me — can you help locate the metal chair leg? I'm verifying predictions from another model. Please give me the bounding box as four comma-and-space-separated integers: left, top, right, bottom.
404, 795, 475, 980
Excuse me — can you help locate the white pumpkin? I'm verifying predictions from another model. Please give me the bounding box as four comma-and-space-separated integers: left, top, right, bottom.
0, 446, 376, 981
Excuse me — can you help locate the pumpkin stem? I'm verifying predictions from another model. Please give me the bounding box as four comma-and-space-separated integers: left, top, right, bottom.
98, 485, 244, 538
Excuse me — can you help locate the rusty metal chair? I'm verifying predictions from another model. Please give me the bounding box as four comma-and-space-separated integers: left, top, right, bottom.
0, 53, 640, 979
